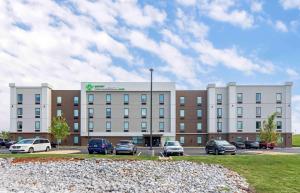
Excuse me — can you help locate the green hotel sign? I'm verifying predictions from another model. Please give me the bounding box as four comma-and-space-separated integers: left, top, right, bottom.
85, 83, 125, 91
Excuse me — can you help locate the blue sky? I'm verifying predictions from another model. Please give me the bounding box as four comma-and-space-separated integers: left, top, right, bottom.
0, 0, 299, 132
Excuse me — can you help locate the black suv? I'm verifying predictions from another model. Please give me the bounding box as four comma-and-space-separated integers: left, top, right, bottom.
205, 139, 236, 155
88, 138, 114, 154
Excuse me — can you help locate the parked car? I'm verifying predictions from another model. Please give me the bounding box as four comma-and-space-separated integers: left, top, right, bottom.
9, 138, 51, 153
51, 142, 58, 148
205, 140, 236, 155
88, 138, 114, 154
115, 140, 137, 155
163, 141, 184, 156
244, 141, 259, 149
5, 141, 16, 149
259, 141, 275, 149
230, 141, 246, 149
0, 138, 9, 146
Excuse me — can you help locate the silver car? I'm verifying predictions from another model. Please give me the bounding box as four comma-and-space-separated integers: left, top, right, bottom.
163, 141, 184, 156
115, 140, 137, 155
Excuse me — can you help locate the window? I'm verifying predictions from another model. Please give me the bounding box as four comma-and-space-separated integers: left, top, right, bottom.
217, 108, 222, 118
106, 108, 111, 118
17, 121, 22, 132
197, 122, 202, 132
197, 97, 202, 105
256, 93, 261, 104
141, 122, 147, 132
106, 94, 111, 104
88, 108, 94, 118
74, 123, 79, 132
237, 107, 243, 118
179, 96, 185, 105
88, 121, 93, 132
124, 108, 129, 118
17, 94, 23, 104
159, 94, 164, 104
73, 136, 79, 144
124, 121, 129, 132
180, 123, 185, 132
197, 136, 202, 144
180, 110, 185, 118
74, 109, 79, 119
276, 93, 282, 104
57, 96, 62, 105
124, 94, 129, 104
159, 122, 164, 132
17, 108, 23, 118
217, 122, 222, 132
237, 121, 243, 132
256, 121, 261, 132
277, 121, 282, 132
88, 94, 94, 104
35, 94, 41, 104
179, 136, 184, 144
57, 109, 62, 117
74, 96, 79, 106
35, 108, 40, 118
276, 107, 282, 117
237, 93, 243, 104
141, 94, 147, 104
35, 121, 40, 132
159, 108, 164, 118
141, 108, 147, 118
256, 107, 261, 118
106, 121, 111, 132
197, 109, 202, 119
217, 94, 222, 105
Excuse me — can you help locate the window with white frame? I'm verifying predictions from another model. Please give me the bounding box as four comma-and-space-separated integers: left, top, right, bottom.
141, 122, 147, 132
256, 107, 261, 117
276, 93, 282, 103
256, 93, 261, 103
57, 96, 62, 105
197, 122, 202, 132
17, 121, 22, 132
106, 121, 111, 132
276, 107, 282, 117
179, 96, 185, 105
35, 121, 40, 132
217, 122, 222, 132
180, 123, 185, 132
197, 136, 202, 144
106, 108, 111, 118
141, 94, 147, 104
159, 108, 164, 118
237, 107, 243, 117
277, 121, 282, 132
237, 121, 243, 132
17, 94, 23, 104
217, 94, 222, 104
124, 121, 129, 132
159, 122, 164, 132
237, 93, 243, 104
88, 121, 93, 132
256, 121, 261, 132
180, 109, 185, 118
141, 108, 147, 118
74, 122, 79, 132
159, 94, 164, 104
217, 108, 222, 118
124, 94, 129, 104
57, 109, 62, 117
197, 109, 202, 118
106, 94, 111, 104
74, 96, 79, 106
35, 94, 41, 104
88, 108, 94, 118
179, 136, 185, 144
88, 94, 94, 104
74, 109, 79, 118
35, 108, 40, 118
124, 108, 129, 118
197, 97, 202, 105
17, 108, 23, 118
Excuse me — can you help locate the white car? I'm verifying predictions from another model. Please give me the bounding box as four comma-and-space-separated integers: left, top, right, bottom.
163, 141, 184, 156
9, 138, 51, 153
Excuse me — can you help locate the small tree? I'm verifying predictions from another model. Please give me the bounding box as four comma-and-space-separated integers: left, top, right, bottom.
49, 116, 70, 149
0, 131, 10, 140
259, 113, 279, 143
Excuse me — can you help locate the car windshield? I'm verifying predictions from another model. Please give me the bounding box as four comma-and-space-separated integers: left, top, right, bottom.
119, 141, 131, 145
166, 141, 180, 146
216, 140, 231, 146
89, 139, 103, 145
17, 139, 34, 144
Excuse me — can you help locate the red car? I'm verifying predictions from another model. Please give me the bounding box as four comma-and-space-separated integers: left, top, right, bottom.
259, 141, 275, 149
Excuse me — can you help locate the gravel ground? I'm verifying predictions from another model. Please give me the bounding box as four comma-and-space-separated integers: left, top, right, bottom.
0, 158, 250, 193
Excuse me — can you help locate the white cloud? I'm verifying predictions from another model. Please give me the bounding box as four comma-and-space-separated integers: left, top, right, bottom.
292, 95, 300, 133
275, 20, 288, 32
286, 68, 300, 79
198, 0, 254, 29
176, 0, 196, 6
161, 29, 187, 48
280, 0, 300, 10
251, 1, 263, 12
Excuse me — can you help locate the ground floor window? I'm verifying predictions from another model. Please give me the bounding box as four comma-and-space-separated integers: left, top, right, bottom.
132, 136, 143, 144
179, 136, 184, 144
17, 136, 23, 141
74, 136, 79, 144
197, 136, 202, 144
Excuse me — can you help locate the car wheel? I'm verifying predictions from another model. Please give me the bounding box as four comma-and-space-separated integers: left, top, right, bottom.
88, 151, 93, 154
231, 152, 236, 155
104, 149, 108, 155
205, 149, 209, 154
132, 151, 135, 155
180, 152, 184, 156
45, 146, 50, 152
115, 151, 118, 155
28, 147, 34, 153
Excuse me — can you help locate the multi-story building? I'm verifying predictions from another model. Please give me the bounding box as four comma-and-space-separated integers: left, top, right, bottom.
9, 82, 293, 147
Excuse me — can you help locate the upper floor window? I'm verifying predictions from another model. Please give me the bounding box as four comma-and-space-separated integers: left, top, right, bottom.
159, 94, 164, 105
237, 107, 243, 118
74, 109, 79, 119
197, 109, 202, 119
106, 121, 111, 132
141, 122, 147, 132
88, 121, 93, 132
217, 108, 222, 118
217, 122, 222, 132
106, 94, 111, 104
159, 108, 164, 118
141, 94, 147, 104
106, 108, 111, 118
88, 94, 94, 105
237, 93, 243, 104
88, 108, 94, 118
74, 96, 79, 106
256, 121, 261, 132
197, 97, 202, 105
124, 108, 129, 118
17, 121, 22, 132
17, 94, 23, 104
179, 96, 185, 105
256, 93, 261, 104
124, 94, 129, 105
179, 123, 185, 132
159, 122, 164, 132
197, 122, 202, 132
141, 108, 147, 118
276, 93, 282, 104
277, 121, 282, 132
57, 96, 62, 106
57, 109, 62, 117
179, 109, 185, 118
217, 94, 222, 105
124, 121, 129, 132
276, 107, 282, 117
17, 108, 23, 118
35, 94, 41, 105
74, 122, 79, 132
35, 108, 40, 118
237, 121, 243, 132
35, 121, 40, 132
256, 107, 261, 118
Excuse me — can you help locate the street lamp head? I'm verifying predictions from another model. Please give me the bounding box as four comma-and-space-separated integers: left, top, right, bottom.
149, 68, 153, 72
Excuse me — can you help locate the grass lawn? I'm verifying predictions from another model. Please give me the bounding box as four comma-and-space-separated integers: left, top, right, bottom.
1, 154, 300, 193
292, 134, 300, 147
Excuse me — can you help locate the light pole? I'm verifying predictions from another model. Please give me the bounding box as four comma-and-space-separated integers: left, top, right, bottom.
149, 68, 154, 155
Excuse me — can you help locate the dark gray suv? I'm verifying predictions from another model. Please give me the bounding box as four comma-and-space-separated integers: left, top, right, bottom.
205, 140, 236, 155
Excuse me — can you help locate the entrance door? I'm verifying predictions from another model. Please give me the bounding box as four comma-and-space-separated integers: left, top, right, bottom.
144, 137, 161, 147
